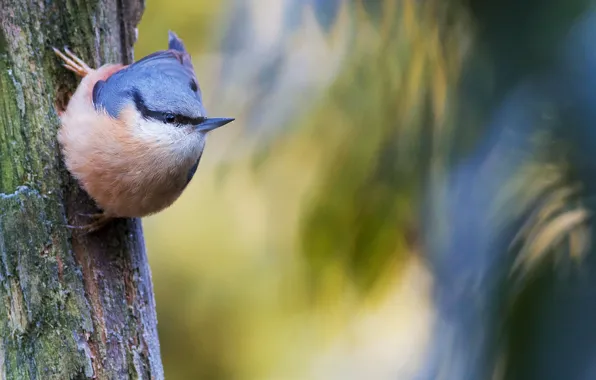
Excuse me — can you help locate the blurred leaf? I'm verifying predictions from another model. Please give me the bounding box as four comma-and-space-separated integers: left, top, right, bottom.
312, 0, 343, 32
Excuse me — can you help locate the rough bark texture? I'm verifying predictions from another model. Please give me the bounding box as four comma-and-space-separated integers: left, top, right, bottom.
0, 0, 164, 379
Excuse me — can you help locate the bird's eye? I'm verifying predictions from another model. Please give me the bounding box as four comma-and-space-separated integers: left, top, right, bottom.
164, 113, 176, 124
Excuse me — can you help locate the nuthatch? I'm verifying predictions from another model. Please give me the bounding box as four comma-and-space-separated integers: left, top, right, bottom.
54, 31, 234, 231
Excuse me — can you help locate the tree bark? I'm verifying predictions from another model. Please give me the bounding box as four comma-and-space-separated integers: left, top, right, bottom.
0, 0, 164, 379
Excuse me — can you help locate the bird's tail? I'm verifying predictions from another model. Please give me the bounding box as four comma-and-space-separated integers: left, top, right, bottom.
168, 30, 187, 53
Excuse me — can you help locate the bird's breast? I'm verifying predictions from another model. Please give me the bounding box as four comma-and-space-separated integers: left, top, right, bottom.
59, 101, 205, 218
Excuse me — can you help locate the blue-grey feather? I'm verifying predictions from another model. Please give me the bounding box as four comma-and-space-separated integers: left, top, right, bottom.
93, 32, 206, 120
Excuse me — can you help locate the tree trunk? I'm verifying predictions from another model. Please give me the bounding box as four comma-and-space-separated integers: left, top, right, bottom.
0, 0, 164, 379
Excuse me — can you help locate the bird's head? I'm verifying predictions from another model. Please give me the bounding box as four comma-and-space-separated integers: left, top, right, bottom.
92, 31, 234, 142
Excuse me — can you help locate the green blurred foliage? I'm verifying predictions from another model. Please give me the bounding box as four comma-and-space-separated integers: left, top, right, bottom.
135, 0, 222, 58
300, 0, 468, 297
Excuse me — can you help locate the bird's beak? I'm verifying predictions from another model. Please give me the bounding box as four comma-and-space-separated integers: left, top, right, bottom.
195, 117, 235, 132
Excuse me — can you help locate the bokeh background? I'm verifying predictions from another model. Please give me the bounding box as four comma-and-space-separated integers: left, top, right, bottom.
135, 1, 434, 379
134, 0, 596, 379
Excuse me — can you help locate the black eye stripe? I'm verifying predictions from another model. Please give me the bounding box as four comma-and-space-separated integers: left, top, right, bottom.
167, 114, 206, 125
131, 89, 206, 126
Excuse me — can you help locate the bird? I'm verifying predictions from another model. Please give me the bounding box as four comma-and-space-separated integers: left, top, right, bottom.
53, 31, 234, 232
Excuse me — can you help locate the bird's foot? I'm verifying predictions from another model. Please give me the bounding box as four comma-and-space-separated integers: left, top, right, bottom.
53, 47, 93, 77
67, 212, 113, 234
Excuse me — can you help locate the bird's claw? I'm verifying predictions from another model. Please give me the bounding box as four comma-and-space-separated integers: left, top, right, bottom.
53, 47, 93, 78
67, 212, 113, 234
